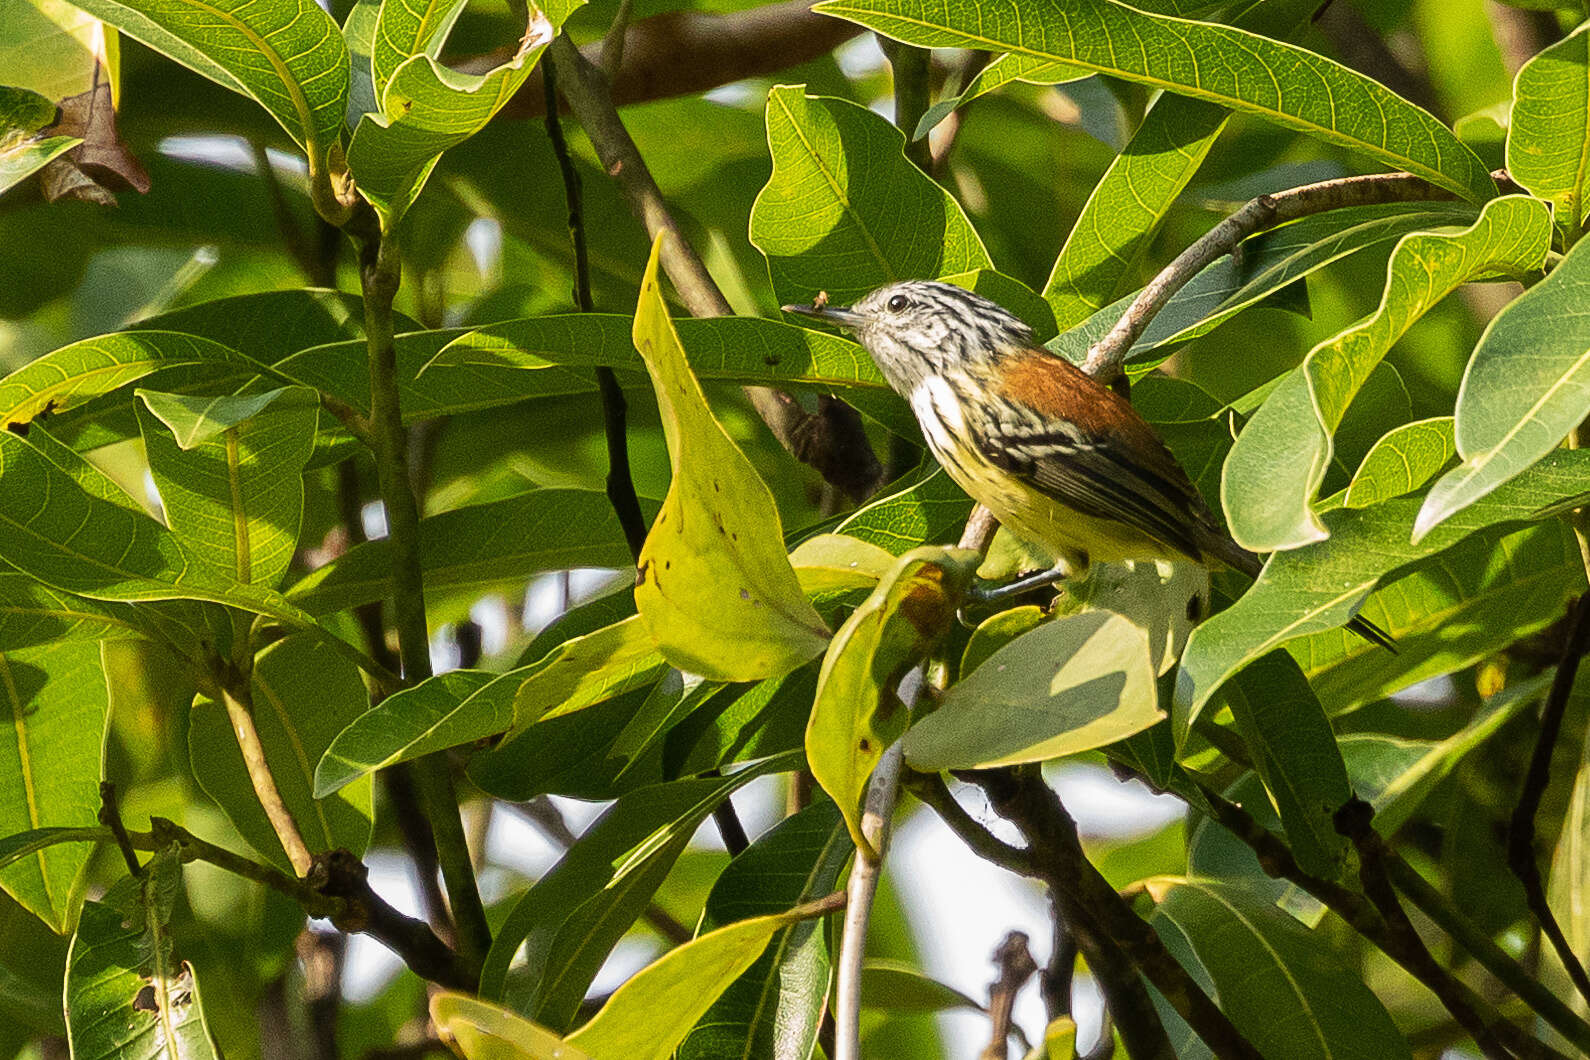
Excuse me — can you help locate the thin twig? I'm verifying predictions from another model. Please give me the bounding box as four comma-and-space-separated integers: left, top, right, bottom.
1195, 780, 1582, 1057
1386, 854, 1590, 1055
354, 218, 492, 967
835, 740, 905, 1060
336, 459, 452, 937
544, 34, 883, 502
541, 53, 649, 561
125, 817, 476, 991
965, 768, 1210, 1060
98, 782, 143, 878
980, 931, 1038, 1060
712, 799, 751, 856
1508, 590, 1590, 1008
598, 0, 634, 77
221, 681, 314, 876
1337, 799, 1538, 1060
1081, 172, 1459, 380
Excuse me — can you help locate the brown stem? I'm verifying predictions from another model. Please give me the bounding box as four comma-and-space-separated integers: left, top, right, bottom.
1508, 590, 1590, 1008
97, 782, 144, 878
1194, 781, 1578, 1058
980, 931, 1038, 1060
544, 34, 883, 502
221, 681, 314, 876
1081, 172, 1462, 380
488, 1, 863, 118
966, 768, 1244, 1060
1337, 799, 1542, 1060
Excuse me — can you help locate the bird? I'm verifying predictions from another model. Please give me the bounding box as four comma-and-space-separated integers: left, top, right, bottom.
783, 280, 1395, 651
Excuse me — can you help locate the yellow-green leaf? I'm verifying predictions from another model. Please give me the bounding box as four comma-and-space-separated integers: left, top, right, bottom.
632, 233, 829, 680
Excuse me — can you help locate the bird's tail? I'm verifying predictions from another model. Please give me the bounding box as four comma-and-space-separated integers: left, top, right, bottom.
1198, 528, 1397, 654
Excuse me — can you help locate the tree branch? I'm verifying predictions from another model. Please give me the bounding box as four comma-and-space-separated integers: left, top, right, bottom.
966, 767, 1232, 1060
1081, 172, 1462, 380
544, 34, 884, 502
220, 679, 314, 876
835, 740, 905, 1060
1508, 590, 1590, 1008
354, 215, 492, 967
488, 1, 864, 118
541, 53, 650, 561
1191, 780, 1585, 1057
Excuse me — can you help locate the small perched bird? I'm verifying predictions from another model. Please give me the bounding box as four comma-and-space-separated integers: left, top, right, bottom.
784, 280, 1394, 650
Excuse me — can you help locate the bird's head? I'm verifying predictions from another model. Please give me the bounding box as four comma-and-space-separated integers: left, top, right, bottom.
783, 280, 1034, 391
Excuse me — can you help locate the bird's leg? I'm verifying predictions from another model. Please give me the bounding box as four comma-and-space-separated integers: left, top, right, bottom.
966, 550, 1088, 604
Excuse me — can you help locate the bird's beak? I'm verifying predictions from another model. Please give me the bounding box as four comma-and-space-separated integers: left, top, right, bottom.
782, 302, 867, 328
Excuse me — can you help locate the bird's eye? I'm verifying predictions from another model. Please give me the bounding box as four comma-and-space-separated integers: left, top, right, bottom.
886, 294, 910, 313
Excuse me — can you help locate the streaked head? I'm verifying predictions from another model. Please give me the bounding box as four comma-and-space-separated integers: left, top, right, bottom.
783, 280, 1034, 391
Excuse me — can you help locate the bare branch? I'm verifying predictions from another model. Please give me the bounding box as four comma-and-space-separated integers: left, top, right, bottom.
1082, 172, 1459, 380
544, 34, 884, 501
484, 2, 864, 118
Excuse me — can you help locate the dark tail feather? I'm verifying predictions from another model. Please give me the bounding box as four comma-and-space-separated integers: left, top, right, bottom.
1347, 614, 1399, 653
1200, 530, 1398, 654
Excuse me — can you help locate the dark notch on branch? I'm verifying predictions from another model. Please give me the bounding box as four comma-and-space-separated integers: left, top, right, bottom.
544, 33, 884, 502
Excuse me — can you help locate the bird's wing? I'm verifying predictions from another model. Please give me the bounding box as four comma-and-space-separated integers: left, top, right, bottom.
978, 349, 1213, 563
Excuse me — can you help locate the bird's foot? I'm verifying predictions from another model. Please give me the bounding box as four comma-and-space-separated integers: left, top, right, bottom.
965, 559, 1077, 605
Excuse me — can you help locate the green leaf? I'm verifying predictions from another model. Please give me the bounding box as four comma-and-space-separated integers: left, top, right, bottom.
1343, 417, 1457, 508
369, 0, 467, 105
0, 642, 108, 931
190, 635, 373, 873
65, 851, 221, 1060
834, 467, 974, 555
790, 533, 900, 594
567, 907, 821, 1060
1222, 195, 1550, 552
903, 610, 1161, 771
0, 827, 107, 874
812, 0, 1495, 202
26, 424, 146, 514
1294, 521, 1582, 715
1146, 877, 1412, 1060
431, 994, 588, 1060
389, 314, 915, 437
0, 331, 255, 433
483, 757, 796, 1025
1213, 652, 1350, 880
1179, 447, 1590, 718
858, 959, 987, 1015
63, 0, 347, 184
750, 85, 992, 307
0, 430, 325, 627
807, 547, 980, 849
1042, 0, 1321, 327
314, 617, 663, 796
0, 574, 146, 651
1418, 231, 1590, 541
0, 85, 79, 196
1047, 202, 1480, 368
1342, 673, 1548, 835
1508, 23, 1590, 234
915, 53, 1088, 141
347, 0, 583, 223
632, 234, 829, 681
679, 800, 850, 1060
137, 387, 318, 590
288, 489, 644, 615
